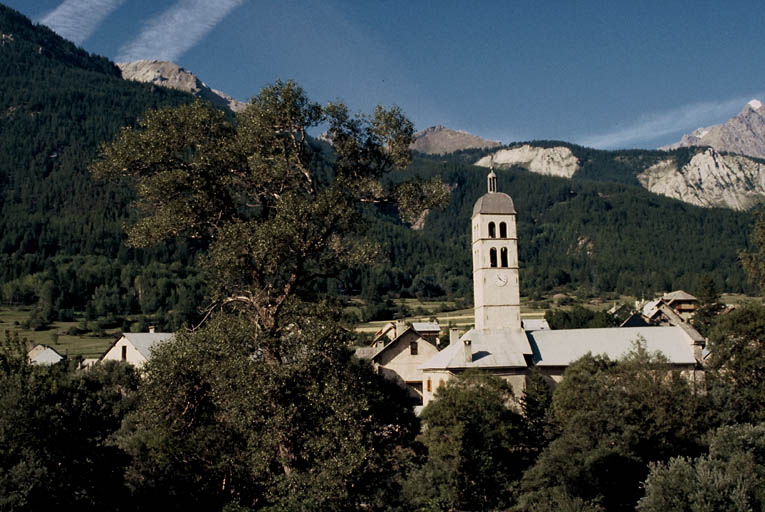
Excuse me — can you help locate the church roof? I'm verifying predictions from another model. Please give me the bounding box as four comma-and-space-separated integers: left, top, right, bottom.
472, 192, 516, 217
420, 327, 531, 370
527, 326, 697, 367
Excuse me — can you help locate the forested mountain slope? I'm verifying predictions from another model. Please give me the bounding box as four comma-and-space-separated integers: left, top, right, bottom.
0, 4, 756, 330
0, 4, 201, 327
345, 153, 754, 302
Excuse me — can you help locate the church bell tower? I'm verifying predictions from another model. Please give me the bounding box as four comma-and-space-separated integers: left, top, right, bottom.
471, 167, 521, 330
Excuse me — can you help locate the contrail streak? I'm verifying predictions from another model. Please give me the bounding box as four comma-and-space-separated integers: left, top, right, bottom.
40, 0, 126, 45
116, 0, 245, 63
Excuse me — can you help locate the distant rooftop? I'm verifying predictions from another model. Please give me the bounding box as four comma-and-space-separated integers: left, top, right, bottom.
120, 332, 174, 360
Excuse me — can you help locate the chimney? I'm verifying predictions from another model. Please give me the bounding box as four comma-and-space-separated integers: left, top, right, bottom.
463, 338, 472, 364
449, 328, 460, 346
395, 320, 407, 337
148, 325, 155, 334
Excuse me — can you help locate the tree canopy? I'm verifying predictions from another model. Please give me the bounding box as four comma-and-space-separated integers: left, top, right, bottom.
91, 81, 447, 354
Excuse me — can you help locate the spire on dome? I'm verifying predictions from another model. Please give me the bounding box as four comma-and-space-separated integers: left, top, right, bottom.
487, 155, 497, 192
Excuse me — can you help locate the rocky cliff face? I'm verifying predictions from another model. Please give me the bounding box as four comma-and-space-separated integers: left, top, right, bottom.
475, 145, 580, 178
411, 125, 500, 154
638, 148, 765, 210
117, 60, 246, 113
662, 99, 765, 159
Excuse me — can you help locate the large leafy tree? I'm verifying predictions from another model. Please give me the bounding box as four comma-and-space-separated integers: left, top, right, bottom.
405, 370, 529, 511
91, 81, 447, 358
517, 345, 705, 512
117, 312, 419, 511
638, 423, 765, 512
93, 82, 440, 509
705, 302, 765, 425
0, 332, 139, 511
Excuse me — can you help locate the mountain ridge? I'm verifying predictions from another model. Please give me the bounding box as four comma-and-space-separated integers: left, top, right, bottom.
411, 125, 501, 154
475, 142, 765, 211
117, 59, 247, 113
661, 99, 765, 159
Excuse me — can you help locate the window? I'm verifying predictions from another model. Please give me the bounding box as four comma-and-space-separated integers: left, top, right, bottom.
427, 379, 432, 392
499, 222, 507, 238
410, 341, 418, 355
500, 247, 508, 267
121, 345, 127, 361
490, 248, 497, 267
488, 222, 496, 238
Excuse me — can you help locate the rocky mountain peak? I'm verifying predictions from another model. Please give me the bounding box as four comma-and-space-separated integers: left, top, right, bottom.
661, 98, 765, 159
639, 147, 765, 210
746, 99, 763, 111
117, 59, 246, 113
411, 125, 500, 155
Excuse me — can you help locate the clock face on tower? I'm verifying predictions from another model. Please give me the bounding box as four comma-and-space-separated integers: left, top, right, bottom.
495, 274, 508, 287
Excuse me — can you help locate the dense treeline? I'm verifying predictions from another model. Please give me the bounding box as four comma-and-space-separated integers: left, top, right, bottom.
4, 303, 764, 511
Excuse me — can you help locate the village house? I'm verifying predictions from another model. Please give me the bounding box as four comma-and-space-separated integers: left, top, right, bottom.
100, 327, 173, 367
27, 344, 63, 365
366, 169, 706, 408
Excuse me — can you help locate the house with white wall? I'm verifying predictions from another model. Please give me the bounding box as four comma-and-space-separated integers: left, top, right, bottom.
101, 329, 173, 367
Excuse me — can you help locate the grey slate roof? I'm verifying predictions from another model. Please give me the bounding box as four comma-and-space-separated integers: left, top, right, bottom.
412, 322, 440, 333
663, 290, 698, 302
527, 326, 697, 366
472, 192, 516, 216
420, 327, 531, 370
121, 332, 174, 360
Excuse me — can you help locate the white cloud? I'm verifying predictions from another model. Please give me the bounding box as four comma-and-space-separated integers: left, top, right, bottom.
116, 0, 244, 63
40, 0, 126, 45
577, 93, 765, 149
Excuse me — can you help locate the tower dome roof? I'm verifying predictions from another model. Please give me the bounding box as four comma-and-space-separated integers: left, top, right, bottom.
472, 192, 516, 217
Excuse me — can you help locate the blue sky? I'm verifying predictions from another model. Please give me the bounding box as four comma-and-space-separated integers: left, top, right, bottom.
5, 0, 765, 149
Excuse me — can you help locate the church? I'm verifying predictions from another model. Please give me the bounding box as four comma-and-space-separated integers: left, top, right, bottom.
365, 169, 705, 408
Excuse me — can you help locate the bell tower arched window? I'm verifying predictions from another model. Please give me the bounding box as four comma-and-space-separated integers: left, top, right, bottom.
500, 247, 508, 267
489, 248, 497, 268
499, 222, 507, 238
488, 222, 496, 238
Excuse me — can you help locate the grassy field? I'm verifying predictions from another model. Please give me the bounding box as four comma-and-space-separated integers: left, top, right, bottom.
3, 292, 756, 357
0, 308, 116, 359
